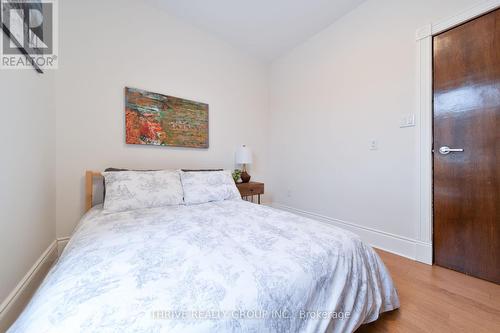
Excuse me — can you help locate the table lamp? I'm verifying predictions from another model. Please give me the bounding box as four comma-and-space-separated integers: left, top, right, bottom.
235, 145, 252, 183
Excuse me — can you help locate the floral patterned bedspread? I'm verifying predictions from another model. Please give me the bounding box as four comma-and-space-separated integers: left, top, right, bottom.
9, 200, 399, 333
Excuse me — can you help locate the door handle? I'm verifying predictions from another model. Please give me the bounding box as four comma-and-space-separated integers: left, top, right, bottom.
438, 146, 464, 155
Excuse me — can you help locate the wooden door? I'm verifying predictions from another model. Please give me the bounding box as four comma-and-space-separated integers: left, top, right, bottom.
433, 8, 500, 284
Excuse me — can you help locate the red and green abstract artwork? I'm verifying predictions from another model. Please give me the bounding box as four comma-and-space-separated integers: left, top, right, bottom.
125, 87, 209, 148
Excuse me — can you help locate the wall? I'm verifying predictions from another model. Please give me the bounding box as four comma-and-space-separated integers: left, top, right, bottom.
55, 0, 270, 238
0, 70, 55, 307
268, 0, 481, 259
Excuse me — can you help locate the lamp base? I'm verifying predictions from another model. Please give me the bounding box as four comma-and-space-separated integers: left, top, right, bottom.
240, 171, 251, 183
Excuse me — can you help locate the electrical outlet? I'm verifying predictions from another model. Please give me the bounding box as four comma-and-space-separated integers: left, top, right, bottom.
369, 139, 378, 150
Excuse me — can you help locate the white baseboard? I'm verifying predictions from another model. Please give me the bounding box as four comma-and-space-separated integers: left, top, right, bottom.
415, 241, 433, 264
0, 240, 58, 331
57, 237, 70, 257
272, 203, 433, 265
0, 237, 71, 331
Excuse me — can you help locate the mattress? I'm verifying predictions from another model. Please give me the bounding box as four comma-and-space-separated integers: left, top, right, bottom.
9, 200, 399, 333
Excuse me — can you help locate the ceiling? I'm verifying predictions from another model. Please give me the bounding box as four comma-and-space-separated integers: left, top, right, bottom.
147, 0, 366, 62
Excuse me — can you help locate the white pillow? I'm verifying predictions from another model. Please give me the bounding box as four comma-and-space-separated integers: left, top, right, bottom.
103, 170, 183, 213
180, 170, 241, 205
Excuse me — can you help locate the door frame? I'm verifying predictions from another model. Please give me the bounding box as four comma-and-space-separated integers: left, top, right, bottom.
415, 0, 500, 265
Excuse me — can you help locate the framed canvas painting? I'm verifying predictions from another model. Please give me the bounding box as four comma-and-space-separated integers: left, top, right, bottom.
125, 87, 209, 148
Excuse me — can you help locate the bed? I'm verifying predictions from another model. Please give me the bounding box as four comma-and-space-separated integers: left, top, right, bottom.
8, 171, 399, 333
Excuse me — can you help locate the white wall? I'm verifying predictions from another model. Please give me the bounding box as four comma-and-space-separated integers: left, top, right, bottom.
0, 70, 55, 304
268, 0, 481, 258
55, 0, 270, 238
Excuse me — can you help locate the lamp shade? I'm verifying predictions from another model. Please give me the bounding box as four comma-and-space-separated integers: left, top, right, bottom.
235, 145, 252, 164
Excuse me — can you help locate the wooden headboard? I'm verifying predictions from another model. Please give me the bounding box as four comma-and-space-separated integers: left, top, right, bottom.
85, 170, 103, 212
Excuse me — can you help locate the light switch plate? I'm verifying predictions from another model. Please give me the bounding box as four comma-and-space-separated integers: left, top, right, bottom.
369, 139, 378, 150
400, 113, 416, 128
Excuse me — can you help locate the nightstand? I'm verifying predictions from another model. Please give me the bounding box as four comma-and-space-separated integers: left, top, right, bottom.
236, 182, 264, 204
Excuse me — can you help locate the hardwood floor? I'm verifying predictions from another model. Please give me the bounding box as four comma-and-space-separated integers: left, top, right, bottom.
356, 249, 500, 333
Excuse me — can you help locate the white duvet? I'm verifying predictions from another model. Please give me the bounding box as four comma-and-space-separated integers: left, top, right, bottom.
9, 200, 399, 333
